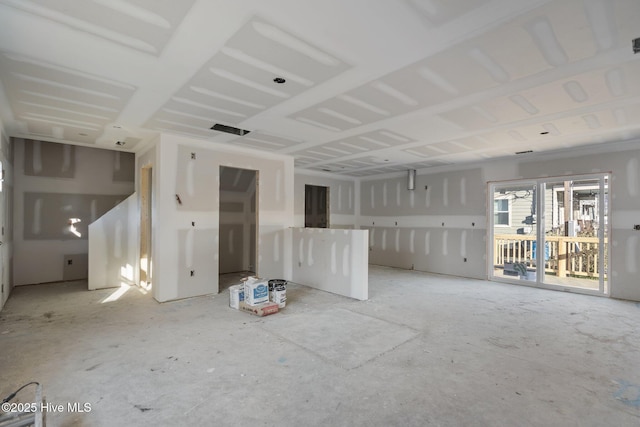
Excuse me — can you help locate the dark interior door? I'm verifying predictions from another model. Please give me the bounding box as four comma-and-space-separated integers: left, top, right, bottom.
305, 185, 329, 228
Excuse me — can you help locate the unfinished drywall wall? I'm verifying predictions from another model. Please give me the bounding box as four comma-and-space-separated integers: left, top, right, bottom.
361, 168, 487, 280
23, 192, 126, 240
294, 172, 357, 228
149, 134, 293, 302
291, 227, 368, 300
13, 138, 134, 285
88, 193, 137, 290
0, 121, 12, 311
360, 143, 640, 301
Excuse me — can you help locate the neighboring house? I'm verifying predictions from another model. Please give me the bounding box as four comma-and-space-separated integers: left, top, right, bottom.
493, 182, 605, 237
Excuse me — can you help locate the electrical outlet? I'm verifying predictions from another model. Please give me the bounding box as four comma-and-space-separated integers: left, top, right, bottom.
67, 259, 73, 265
190, 270, 195, 277
634, 225, 640, 230
464, 258, 467, 262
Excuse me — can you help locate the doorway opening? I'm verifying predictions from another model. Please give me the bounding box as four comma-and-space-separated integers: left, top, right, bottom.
305, 184, 329, 228
218, 166, 258, 291
139, 166, 152, 290
489, 173, 610, 296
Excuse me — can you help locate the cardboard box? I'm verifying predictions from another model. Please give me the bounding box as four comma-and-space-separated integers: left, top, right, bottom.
244, 278, 269, 306
239, 301, 279, 317
229, 284, 244, 309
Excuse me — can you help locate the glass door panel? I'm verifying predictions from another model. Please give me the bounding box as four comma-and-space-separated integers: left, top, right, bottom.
491, 183, 538, 282
541, 177, 607, 292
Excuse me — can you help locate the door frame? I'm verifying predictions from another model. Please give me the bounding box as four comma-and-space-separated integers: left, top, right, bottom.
139, 165, 152, 290
218, 166, 259, 275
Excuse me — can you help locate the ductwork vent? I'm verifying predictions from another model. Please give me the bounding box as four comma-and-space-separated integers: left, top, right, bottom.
211, 123, 251, 136
407, 169, 416, 190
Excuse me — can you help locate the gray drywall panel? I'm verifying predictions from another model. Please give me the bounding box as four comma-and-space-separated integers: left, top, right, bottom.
219, 224, 244, 273
219, 202, 243, 212
63, 253, 88, 280
88, 194, 137, 289
23, 192, 127, 240
175, 146, 217, 211
220, 166, 255, 192
366, 226, 486, 280
1, 129, 11, 311
250, 223, 256, 271
113, 151, 135, 182
177, 228, 218, 297
291, 228, 368, 300
1, 130, 11, 160
361, 168, 485, 216
258, 225, 286, 280
5, 186, 12, 241
24, 140, 75, 178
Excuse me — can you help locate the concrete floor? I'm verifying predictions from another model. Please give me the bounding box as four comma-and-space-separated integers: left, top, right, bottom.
1, 266, 639, 426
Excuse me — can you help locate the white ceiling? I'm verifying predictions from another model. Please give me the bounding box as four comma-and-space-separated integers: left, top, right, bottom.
0, 0, 639, 176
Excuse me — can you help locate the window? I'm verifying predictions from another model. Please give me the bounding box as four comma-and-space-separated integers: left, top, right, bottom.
494, 198, 509, 226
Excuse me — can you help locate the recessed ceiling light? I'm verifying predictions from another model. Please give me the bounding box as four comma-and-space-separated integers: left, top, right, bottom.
115, 140, 125, 146
273, 77, 286, 84
515, 150, 533, 154
540, 131, 550, 135
78, 132, 88, 136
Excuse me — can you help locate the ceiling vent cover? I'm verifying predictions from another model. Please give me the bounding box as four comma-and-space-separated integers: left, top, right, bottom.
211, 123, 251, 136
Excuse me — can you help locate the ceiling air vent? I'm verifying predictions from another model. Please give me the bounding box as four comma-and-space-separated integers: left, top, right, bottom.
211, 123, 251, 136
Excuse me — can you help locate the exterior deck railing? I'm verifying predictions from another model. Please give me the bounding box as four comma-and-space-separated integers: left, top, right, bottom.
494, 234, 606, 279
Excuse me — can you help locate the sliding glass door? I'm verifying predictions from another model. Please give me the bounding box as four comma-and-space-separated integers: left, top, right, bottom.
490, 174, 609, 296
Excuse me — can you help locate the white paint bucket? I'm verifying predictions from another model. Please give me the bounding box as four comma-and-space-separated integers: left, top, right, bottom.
268, 279, 287, 309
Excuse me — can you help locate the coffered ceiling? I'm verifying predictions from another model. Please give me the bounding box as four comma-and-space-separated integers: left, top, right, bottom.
0, 0, 639, 176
